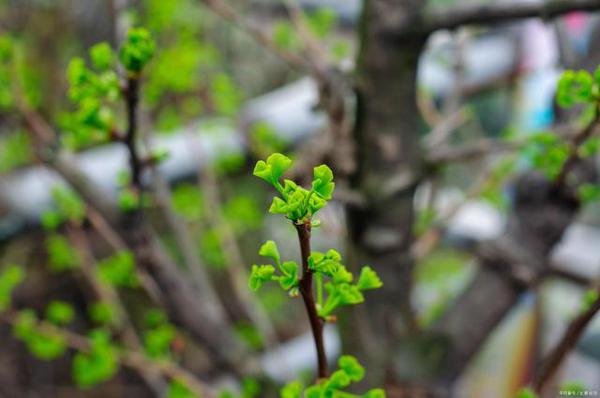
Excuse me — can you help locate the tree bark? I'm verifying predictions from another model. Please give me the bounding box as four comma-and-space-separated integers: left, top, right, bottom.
344, 0, 429, 387
432, 168, 594, 386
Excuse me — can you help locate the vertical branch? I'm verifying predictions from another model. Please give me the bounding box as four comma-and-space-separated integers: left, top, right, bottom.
124, 76, 143, 191
344, 1, 427, 384
118, 63, 249, 373
295, 222, 328, 379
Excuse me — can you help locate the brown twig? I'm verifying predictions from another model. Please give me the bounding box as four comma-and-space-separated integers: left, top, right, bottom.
553, 105, 600, 188
412, 160, 497, 259
116, 41, 252, 375
294, 222, 328, 378
0, 311, 217, 398
199, 165, 284, 353
198, 0, 308, 71
533, 289, 600, 393
124, 76, 144, 191
66, 224, 168, 396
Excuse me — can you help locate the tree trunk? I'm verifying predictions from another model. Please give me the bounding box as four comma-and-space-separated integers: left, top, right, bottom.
344, 0, 429, 388
343, 1, 596, 396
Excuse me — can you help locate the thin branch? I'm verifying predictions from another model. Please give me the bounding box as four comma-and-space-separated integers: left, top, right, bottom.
199, 165, 284, 354
124, 76, 143, 191
553, 105, 600, 188
295, 222, 328, 378
16, 94, 117, 220
412, 161, 496, 259
423, 107, 471, 148
427, 123, 581, 165
423, 0, 600, 33
0, 311, 217, 398
428, 137, 524, 164
281, 0, 331, 77
198, 0, 308, 71
66, 224, 167, 396
199, 0, 354, 176
533, 289, 600, 393
548, 266, 593, 287
119, 76, 248, 373
149, 169, 224, 308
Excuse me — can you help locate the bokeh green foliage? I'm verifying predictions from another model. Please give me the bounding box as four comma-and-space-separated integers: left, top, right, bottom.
0, 265, 24, 311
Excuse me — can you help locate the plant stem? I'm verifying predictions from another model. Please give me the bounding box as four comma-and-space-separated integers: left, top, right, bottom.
533, 289, 600, 393
295, 222, 328, 378
317, 273, 324, 309
125, 76, 142, 190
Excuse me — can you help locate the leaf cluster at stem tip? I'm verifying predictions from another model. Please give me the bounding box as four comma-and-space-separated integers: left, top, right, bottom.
280, 355, 385, 398
253, 153, 334, 224
556, 66, 600, 108
250, 153, 383, 320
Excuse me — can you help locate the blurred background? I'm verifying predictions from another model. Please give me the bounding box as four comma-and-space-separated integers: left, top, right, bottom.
0, 0, 599, 397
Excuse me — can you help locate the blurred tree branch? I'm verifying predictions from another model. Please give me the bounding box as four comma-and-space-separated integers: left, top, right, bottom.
534, 287, 600, 394
0, 310, 218, 398
423, 0, 600, 33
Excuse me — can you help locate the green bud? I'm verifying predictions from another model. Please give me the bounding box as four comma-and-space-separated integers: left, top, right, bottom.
0, 265, 25, 311
119, 28, 155, 74
46, 301, 75, 325
90, 42, 114, 71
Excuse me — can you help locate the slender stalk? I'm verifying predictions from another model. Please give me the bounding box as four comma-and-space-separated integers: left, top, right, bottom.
553, 105, 599, 188
534, 290, 600, 393
124, 76, 143, 191
66, 225, 167, 396
200, 166, 282, 351
0, 311, 217, 398
295, 222, 328, 378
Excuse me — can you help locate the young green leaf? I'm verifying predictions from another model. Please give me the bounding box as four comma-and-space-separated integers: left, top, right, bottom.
269, 196, 289, 215
13, 310, 67, 361
167, 379, 198, 398
279, 261, 299, 290
515, 387, 538, 398
280, 381, 303, 398
46, 234, 80, 272
312, 164, 335, 200
144, 323, 176, 359
557, 70, 594, 107
253, 153, 292, 186
72, 329, 119, 387
259, 240, 281, 265
90, 42, 114, 71
46, 301, 75, 326
0, 265, 25, 311
97, 251, 138, 288
357, 266, 383, 291
89, 302, 117, 326
338, 355, 365, 382
248, 265, 275, 291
